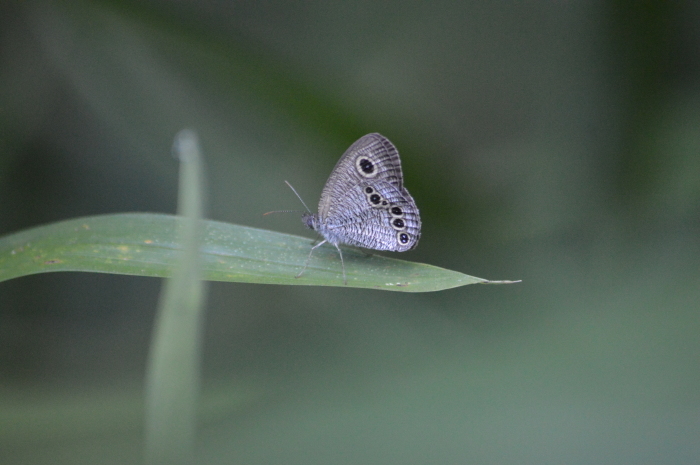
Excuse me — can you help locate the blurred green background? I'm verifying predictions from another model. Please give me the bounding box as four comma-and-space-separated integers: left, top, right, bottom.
1, 1, 699, 464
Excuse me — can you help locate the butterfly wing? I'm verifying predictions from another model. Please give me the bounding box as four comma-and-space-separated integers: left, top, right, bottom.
322, 180, 421, 251
318, 133, 403, 217
317, 134, 421, 251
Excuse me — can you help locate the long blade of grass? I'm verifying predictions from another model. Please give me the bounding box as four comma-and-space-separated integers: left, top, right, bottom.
0, 214, 518, 291
144, 130, 207, 465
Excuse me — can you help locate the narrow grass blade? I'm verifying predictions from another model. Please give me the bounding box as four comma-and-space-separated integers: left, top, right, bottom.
144, 130, 207, 465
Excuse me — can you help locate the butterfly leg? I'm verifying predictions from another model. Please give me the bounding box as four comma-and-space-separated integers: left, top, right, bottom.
310, 233, 323, 246
332, 243, 347, 285
296, 239, 327, 279
296, 239, 347, 285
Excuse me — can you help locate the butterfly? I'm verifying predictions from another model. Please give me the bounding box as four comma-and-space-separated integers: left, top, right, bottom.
290, 133, 421, 284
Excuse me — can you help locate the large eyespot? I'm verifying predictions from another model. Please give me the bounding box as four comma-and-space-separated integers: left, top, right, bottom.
369, 194, 381, 204
355, 156, 378, 178
391, 218, 406, 230
398, 232, 410, 244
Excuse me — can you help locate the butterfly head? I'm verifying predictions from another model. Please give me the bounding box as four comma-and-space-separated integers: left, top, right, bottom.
302, 212, 318, 231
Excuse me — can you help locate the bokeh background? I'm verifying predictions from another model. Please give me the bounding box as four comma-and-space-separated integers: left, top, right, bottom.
2, 1, 699, 464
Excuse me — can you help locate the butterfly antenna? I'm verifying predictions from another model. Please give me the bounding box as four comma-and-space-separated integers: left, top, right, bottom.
284, 180, 312, 212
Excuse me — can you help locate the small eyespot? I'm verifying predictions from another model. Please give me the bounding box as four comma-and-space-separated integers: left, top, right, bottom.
390, 206, 403, 216
365, 186, 374, 194
369, 194, 381, 204
392, 218, 405, 229
399, 233, 410, 244
381, 200, 388, 206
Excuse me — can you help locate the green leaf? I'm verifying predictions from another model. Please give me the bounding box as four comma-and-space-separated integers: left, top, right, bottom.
0, 213, 518, 292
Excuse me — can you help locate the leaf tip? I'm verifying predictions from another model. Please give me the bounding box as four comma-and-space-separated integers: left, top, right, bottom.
480, 279, 522, 285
